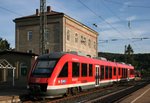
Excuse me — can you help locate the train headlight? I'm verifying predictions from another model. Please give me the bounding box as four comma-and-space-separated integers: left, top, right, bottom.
27, 85, 29, 89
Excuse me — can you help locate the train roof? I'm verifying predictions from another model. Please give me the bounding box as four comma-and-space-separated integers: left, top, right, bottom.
37, 52, 134, 68
38, 51, 84, 60
38, 52, 66, 60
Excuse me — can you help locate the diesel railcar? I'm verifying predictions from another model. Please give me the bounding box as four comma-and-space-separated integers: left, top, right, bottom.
28, 52, 135, 97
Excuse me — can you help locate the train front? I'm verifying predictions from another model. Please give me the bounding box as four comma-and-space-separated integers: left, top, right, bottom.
27, 53, 62, 97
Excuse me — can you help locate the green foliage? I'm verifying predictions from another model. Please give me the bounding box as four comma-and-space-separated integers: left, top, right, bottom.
0, 38, 10, 51
125, 44, 134, 55
98, 52, 150, 72
124, 44, 134, 64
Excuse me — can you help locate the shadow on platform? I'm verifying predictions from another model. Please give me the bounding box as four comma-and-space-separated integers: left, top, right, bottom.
0, 79, 28, 96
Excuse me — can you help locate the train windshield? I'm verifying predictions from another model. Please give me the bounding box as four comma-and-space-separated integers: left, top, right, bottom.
32, 60, 56, 77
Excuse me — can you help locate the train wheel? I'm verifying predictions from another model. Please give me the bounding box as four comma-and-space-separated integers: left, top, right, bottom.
65, 88, 72, 97
71, 87, 78, 95
65, 87, 79, 96
79, 86, 82, 92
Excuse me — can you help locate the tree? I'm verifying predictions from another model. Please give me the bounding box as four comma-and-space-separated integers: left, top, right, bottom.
124, 44, 134, 65
0, 38, 10, 51
125, 44, 134, 55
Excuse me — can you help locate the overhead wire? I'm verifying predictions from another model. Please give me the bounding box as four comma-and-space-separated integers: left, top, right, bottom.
78, 0, 149, 52
78, 0, 132, 52
78, 0, 130, 40
47, 0, 101, 31
78, 0, 125, 37
100, 0, 148, 51
128, 5, 150, 9
105, 0, 150, 9
100, 0, 136, 45
104, 0, 124, 5
0, 6, 23, 16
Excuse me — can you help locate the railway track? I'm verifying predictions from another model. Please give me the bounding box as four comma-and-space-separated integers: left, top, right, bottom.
83, 80, 150, 103
20, 80, 149, 103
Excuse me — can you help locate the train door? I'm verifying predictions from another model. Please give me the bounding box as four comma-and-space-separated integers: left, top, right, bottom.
127, 69, 130, 81
95, 65, 100, 86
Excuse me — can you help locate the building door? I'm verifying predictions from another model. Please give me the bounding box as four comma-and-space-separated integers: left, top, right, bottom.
95, 65, 100, 86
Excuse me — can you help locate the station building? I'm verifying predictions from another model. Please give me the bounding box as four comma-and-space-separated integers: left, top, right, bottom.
13, 6, 98, 57
0, 50, 37, 86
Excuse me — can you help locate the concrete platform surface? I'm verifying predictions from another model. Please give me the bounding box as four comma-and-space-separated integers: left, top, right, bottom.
0, 81, 28, 102
120, 84, 150, 103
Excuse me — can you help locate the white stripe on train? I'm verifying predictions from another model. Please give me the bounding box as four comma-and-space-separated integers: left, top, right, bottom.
47, 77, 134, 90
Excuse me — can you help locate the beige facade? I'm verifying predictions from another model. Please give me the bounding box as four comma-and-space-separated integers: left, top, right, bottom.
14, 6, 98, 57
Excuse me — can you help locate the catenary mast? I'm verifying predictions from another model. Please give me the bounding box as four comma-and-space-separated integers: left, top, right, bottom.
40, 0, 47, 54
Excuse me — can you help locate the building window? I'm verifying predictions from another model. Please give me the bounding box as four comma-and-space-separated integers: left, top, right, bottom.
88, 39, 91, 48
45, 49, 49, 54
84, 37, 86, 45
67, 49, 70, 52
67, 30, 70, 41
20, 63, 27, 76
27, 50, 32, 53
75, 33, 78, 43
81, 36, 86, 45
81, 35, 83, 43
27, 31, 32, 41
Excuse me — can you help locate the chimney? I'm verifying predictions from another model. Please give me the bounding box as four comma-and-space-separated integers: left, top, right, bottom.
36, 9, 39, 16
47, 6, 51, 12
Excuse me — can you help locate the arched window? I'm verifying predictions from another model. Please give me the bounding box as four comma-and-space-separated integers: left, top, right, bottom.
88, 39, 91, 48
75, 33, 78, 43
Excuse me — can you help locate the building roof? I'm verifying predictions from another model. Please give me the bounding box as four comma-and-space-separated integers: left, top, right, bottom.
14, 10, 64, 21
14, 6, 64, 21
13, 6, 98, 35
0, 50, 38, 56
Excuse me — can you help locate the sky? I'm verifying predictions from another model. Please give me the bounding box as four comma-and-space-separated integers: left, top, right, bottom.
0, 0, 150, 54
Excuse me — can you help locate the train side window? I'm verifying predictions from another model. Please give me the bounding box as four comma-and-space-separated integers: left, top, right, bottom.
58, 62, 68, 77
122, 68, 124, 77
119, 68, 121, 75
126, 68, 128, 78
114, 67, 116, 76
130, 69, 134, 75
124, 68, 127, 77
101, 65, 104, 79
72, 62, 80, 77
122, 68, 125, 78
124, 68, 126, 77
105, 66, 109, 79
81, 63, 87, 77
89, 64, 93, 76
124, 68, 126, 78
109, 66, 112, 79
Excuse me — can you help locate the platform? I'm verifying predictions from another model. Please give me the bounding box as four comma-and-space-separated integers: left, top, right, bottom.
0, 81, 28, 102
119, 83, 150, 103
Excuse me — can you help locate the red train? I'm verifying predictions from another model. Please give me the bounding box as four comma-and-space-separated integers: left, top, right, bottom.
28, 52, 135, 97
